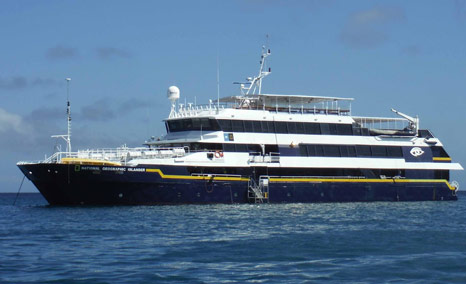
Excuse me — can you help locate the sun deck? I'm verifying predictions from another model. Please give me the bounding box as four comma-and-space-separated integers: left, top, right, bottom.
169, 94, 354, 119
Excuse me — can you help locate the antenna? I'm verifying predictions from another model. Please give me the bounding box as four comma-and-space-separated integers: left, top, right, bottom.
234, 35, 272, 96
52, 77, 72, 155
65, 78, 72, 153
217, 53, 220, 112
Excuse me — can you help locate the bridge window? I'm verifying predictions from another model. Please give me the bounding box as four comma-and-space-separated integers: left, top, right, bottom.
371, 146, 387, 157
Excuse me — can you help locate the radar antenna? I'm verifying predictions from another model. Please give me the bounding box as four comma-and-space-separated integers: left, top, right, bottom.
167, 86, 180, 118
234, 36, 272, 96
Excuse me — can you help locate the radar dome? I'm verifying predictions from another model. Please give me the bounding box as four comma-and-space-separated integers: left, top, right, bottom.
167, 86, 180, 104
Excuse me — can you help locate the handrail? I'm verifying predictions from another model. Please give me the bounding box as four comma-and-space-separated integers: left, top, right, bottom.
191, 173, 242, 178
20, 146, 191, 164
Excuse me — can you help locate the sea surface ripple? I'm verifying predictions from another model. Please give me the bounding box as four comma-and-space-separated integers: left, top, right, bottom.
1, 192, 466, 283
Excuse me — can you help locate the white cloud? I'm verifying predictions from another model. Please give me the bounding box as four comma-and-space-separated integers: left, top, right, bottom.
0, 108, 31, 134
341, 6, 405, 48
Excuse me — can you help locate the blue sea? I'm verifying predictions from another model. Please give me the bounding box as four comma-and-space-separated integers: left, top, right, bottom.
1, 192, 466, 283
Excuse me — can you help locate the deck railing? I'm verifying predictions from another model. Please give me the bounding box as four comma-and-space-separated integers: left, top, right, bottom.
248, 152, 280, 163
19, 146, 190, 165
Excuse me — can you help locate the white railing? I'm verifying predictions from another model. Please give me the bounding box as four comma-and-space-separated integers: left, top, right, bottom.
248, 152, 280, 163
169, 104, 226, 118
191, 173, 242, 178
19, 146, 190, 165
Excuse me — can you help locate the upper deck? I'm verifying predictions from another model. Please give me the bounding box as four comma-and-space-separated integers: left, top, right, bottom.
168, 93, 354, 119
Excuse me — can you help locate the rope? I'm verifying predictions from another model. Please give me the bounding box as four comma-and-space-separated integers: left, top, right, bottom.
13, 175, 26, 206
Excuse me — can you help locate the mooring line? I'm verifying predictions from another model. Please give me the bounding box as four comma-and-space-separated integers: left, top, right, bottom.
13, 175, 26, 206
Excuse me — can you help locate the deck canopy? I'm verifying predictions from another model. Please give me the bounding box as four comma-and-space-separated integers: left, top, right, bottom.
216, 94, 354, 115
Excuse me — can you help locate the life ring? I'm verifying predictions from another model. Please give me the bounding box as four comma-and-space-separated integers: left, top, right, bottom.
214, 151, 224, 158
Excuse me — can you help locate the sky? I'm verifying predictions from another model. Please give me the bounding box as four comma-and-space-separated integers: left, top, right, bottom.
1, 0, 465, 193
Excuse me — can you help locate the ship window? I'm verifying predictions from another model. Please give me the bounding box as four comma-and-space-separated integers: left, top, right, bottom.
182, 119, 193, 130
337, 124, 353, 135
275, 122, 288, 133
323, 145, 340, 157
371, 146, 387, 157
299, 145, 308, 156
352, 126, 361, 136
218, 120, 232, 132
209, 119, 221, 131
340, 145, 357, 157
356, 145, 371, 157
315, 145, 324, 156
192, 118, 201, 130
236, 144, 248, 152
361, 128, 370, 136
244, 120, 253, 132
340, 145, 349, 157
166, 118, 219, 132
265, 144, 279, 154
387, 146, 403, 157
261, 121, 269, 132
306, 145, 316, 156
232, 120, 244, 132
199, 118, 211, 130
223, 144, 235, 152
191, 143, 201, 151
305, 123, 320, 134
320, 123, 330, 134
296, 122, 305, 134
248, 144, 261, 153
329, 124, 338, 135
167, 120, 183, 132
285, 144, 405, 158
288, 122, 297, 134
267, 121, 275, 133
253, 121, 262, 132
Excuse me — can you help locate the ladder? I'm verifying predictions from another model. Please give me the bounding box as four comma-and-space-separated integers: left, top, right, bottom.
248, 176, 270, 203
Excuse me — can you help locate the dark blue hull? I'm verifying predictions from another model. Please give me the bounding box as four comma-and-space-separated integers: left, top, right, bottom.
18, 164, 457, 205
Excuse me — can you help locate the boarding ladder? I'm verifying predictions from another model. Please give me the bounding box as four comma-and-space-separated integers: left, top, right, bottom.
248, 176, 270, 203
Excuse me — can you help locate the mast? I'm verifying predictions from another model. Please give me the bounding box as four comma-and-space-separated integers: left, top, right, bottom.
66, 78, 72, 153
217, 54, 220, 112
51, 77, 72, 155
235, 41, 272, 96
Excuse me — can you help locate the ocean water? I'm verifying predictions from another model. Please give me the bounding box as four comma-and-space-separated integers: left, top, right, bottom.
1, 193, 466, 283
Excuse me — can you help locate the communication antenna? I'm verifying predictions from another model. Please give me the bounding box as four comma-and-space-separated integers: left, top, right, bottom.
167, 86, 180, 118
233, 35, 272, 96
66, 78, 71, 153
51, 77, 72, 154
217, 53, 220, 112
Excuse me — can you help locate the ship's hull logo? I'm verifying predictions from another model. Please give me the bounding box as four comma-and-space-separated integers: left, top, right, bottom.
410, 147, 424, 157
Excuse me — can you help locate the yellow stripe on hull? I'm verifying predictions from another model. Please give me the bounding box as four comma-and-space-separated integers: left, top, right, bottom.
432, 157, 452, 161
144, 168, 457, 191
269, 177, 457, 191
61, 158, 122, 166
145, 168, 249, 182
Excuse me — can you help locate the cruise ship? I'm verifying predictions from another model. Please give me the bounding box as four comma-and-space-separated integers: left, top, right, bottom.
17, 47, 463, 205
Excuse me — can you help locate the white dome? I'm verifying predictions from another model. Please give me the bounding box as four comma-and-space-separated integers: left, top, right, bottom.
167, 86, 180, 103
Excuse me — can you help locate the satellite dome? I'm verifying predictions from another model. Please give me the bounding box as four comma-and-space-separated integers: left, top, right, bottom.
167, 86, 180, 103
